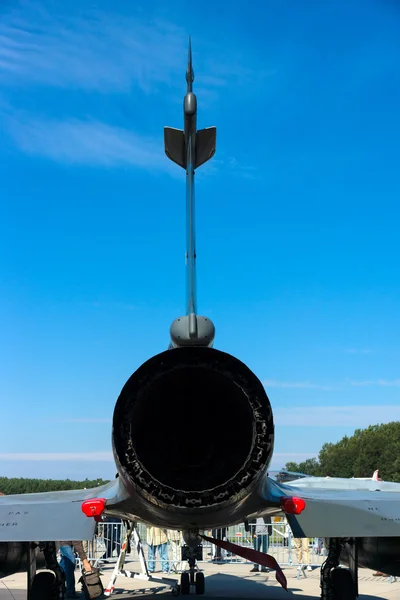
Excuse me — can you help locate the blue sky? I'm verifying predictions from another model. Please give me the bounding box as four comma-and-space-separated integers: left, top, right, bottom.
1, 0, 400, 481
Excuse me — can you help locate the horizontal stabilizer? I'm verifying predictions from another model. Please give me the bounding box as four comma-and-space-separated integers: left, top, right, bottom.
195, 127, 216, 168
164, 127, 186, 168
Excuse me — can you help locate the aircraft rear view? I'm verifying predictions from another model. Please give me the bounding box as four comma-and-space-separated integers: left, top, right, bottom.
2, 38, 400, 600
111, 39, 275, 529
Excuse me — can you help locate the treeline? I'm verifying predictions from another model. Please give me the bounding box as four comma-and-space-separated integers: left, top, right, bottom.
0, 477, 110, 495
285, 422, 400, 482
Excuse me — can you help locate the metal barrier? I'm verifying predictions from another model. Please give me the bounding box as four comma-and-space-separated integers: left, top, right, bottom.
82, 520, 326, 570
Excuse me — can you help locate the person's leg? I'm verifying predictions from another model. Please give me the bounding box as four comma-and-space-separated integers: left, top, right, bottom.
293, 538, 302, 565
215, 529, 222, 560
261, 534, 269, 554
170, 540, 180, 572
59, 545, 76, 597
109, 526, 116, 558
160, 543, 169, 572
148, 544, 155, 573
250, 535, 261, 571
221, 529, 227, 560
303, 538, 312, 568
211, 529, 217, 559
260, 535, 269, 571
317, 538, 323, 555
110, 523, 121, 557
106, 540, 113, 558
105, 528, 113, 559
115, 524, 122, 556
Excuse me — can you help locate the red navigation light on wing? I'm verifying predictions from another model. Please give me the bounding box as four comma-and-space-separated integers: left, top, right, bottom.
280, 496, 306, 515
81, 498, 107, 518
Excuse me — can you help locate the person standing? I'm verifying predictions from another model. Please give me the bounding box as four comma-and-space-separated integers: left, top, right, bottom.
59, 541, 92, 598
249, 517, 271, 573
147, 526, 169, 573
293, 537, 312, 571
211, 528, 227, 562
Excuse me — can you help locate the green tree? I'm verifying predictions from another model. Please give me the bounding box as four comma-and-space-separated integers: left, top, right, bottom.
284, 421, 400, 481
0, 477, 110, 495
284, 458, 322, 476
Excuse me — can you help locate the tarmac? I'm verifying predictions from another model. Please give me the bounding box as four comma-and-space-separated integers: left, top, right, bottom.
0, 561, 398, 600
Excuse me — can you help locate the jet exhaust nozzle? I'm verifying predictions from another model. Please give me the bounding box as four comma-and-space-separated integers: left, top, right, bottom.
112, 347, 274, 512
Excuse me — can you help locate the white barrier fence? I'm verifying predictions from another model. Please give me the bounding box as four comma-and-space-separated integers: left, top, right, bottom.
82, 521, 326, 570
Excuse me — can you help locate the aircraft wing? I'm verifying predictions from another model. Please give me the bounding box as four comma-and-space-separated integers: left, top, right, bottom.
265, 476, 400, 538
0, 479, 123, 542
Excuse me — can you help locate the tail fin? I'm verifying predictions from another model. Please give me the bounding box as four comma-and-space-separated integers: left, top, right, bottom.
164, 127, 185, 168
164, 126, 216, 169
195, 127, 216, 168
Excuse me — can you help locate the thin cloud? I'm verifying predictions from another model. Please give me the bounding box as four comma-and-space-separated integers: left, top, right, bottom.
48, 418, 111, 424
344, 348, 374, 354
1, 5, 266, 174
203, 56, 277, 88
274, 404, 400, 427
5, 115, 173, 170
224, 156, 261, 181
5, 113, 257, 177
349, 379, 400, 387
0, 5, 186, 93
0, 452, 114, 461
263, 379, 334, 391
198, 154, 260, 180
0, 4, 261, 95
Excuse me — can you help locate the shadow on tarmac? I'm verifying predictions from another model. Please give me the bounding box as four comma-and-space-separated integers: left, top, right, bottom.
109, 572, 392, 600
0, 572, 392, 600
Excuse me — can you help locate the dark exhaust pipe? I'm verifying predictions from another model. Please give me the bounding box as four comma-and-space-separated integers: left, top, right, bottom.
113, 347, 274, 510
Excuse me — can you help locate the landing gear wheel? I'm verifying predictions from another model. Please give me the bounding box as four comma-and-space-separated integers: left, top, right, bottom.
330, 568, 357, 600
172, 584, 181, 596
181, 572, 190, 595
195, 572, 205, 595
30, 571, 57, 600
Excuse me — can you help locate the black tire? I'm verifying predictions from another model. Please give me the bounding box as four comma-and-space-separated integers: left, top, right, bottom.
30, 571, 57, 600
195, 572, 205, 595
181, 572, 190, 595
330, 568, 357, 600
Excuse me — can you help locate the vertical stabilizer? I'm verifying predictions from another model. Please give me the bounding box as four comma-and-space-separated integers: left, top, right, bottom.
165, 39, 216, 347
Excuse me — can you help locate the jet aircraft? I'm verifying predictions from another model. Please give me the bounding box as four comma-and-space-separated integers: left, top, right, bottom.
1, 41, 400, 600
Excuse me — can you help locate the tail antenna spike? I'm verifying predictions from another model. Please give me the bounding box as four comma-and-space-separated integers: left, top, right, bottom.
186, 36, 194, 89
